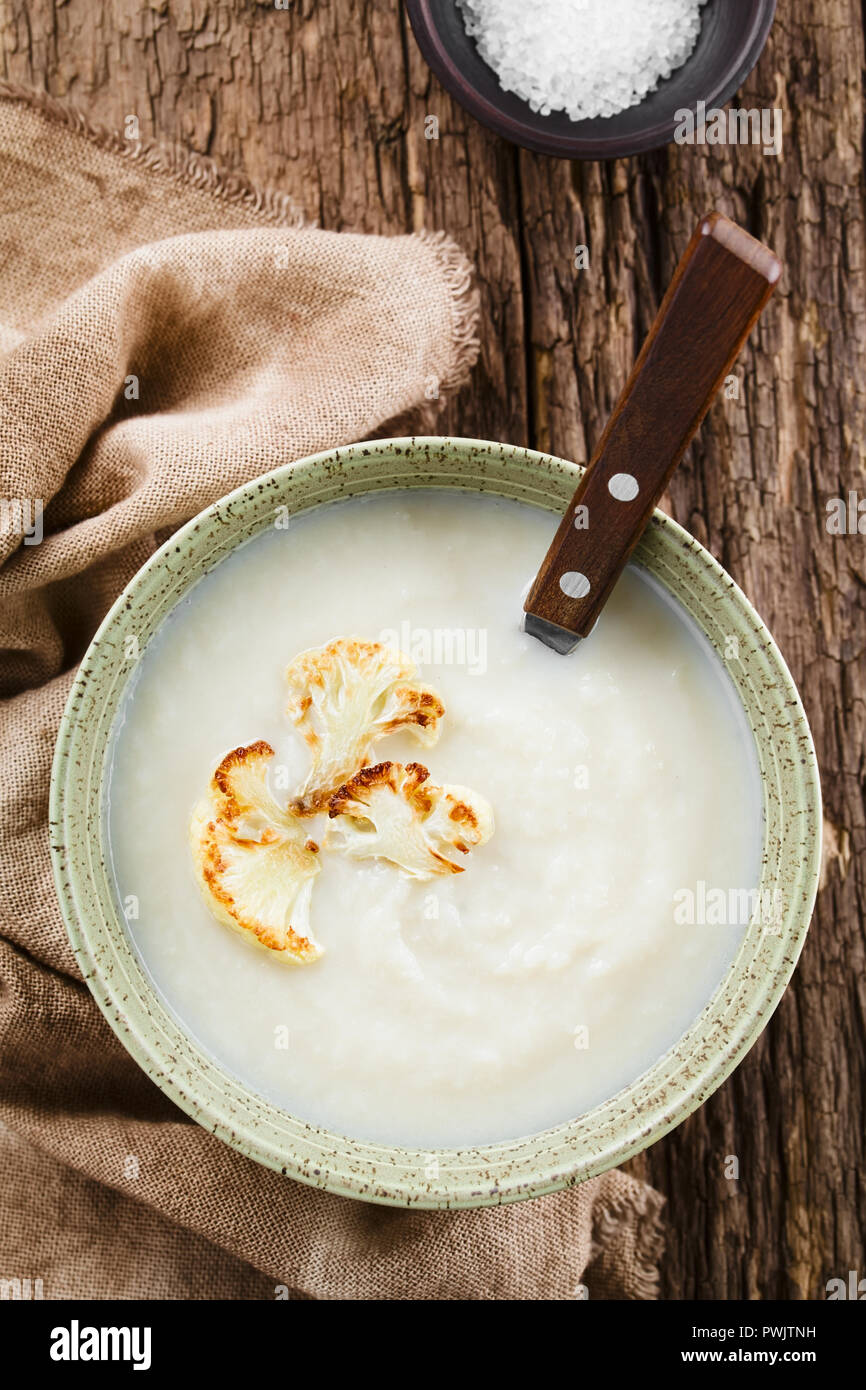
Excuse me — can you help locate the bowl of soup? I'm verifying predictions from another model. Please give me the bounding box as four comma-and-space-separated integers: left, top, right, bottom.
50, 437, 821, 1207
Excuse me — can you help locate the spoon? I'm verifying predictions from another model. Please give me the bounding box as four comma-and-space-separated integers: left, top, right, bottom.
524, 212, 782, 654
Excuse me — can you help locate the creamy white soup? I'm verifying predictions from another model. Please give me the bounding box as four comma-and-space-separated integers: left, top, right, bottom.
107, 489, 763, 1148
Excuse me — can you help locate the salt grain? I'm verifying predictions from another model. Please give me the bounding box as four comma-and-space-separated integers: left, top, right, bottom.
458, 0, 708, 122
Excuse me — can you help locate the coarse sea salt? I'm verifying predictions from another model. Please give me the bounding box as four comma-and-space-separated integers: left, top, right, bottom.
458, 0, 708, 122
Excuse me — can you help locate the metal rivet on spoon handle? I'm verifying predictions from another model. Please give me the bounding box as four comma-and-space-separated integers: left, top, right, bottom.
523, 213, 782, 655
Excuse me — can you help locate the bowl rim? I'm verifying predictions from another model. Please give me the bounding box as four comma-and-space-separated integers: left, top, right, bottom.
50, 435, 821, 1209
404, 0, 778, 159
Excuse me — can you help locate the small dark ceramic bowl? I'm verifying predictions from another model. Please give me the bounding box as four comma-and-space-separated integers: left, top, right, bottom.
405, 0, 777, 160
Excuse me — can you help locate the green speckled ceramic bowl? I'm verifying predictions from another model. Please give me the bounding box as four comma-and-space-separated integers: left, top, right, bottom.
50, 437, 821, 1208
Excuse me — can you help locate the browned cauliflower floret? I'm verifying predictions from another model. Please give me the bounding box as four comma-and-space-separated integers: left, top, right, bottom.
209, 739, 300, 842
190, 741, 322, 964
327, 761, 494, 879
285, 639, 445, 813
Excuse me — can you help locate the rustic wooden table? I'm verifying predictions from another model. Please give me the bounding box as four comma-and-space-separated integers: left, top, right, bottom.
4, 0, 862, 1300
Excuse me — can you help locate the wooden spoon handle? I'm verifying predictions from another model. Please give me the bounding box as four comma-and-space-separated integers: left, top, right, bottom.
524, 213, 781, 640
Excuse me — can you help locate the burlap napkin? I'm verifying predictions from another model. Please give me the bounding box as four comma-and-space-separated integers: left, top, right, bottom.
0, 83, 664, 1300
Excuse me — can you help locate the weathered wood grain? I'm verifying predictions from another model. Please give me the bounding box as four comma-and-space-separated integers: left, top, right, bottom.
2, 0, 863, 1299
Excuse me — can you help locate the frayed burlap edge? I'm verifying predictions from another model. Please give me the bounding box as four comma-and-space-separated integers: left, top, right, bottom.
0, 81, 481, 403
589, 1182, 667, 1300
0, 78, 308, 228
415, 228, 481, 395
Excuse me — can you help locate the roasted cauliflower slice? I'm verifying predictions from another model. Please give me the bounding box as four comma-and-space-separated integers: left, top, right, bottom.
327, 761, 494, 879
209, 739, 300, 842
190, 741, 322, 964
285, 638, 445, 813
